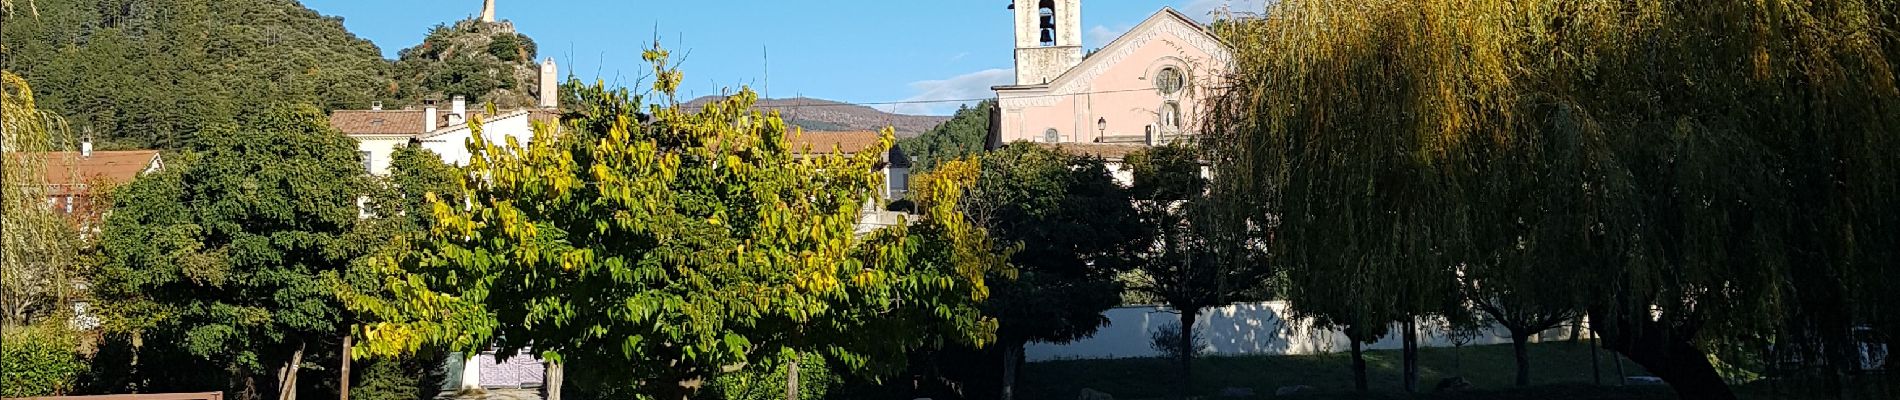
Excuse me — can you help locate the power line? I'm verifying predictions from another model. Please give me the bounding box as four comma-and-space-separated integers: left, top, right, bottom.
729, 87, 1167, 109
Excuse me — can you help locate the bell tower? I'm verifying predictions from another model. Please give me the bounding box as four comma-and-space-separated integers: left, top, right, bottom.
1011, 0, 1083, 85
480, 0, 496, 23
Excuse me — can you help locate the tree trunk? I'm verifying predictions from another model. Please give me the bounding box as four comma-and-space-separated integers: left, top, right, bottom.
785, 358, 800, 400
1177, 309, 1200, 400
1402, 318, 1419, 393
278, 341, 306, 400
1593, 311, 1738, 400
543, 362, 562, 400
1000, 342, 1021, 400
1350, 339, 1368, 392
1615, 350, 1627, 385
339, 335, 352, 400
1591, 329, 1602, 386
1511, 329, 1532, 387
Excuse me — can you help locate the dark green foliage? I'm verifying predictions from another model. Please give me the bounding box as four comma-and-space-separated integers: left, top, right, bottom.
1, 324, 86, 397
92, 105, 369, 400
348, 355, 445, 400
390, 20, 540, 108
898, 101, 994, 173
0, 0, 393, 150
957, 142, 1144, 398
708, 353, 840, 400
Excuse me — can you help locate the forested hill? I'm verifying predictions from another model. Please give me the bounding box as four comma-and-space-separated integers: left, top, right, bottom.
389, 19, 543, 110
1, 0, 394, 149
683, 96, 950, 137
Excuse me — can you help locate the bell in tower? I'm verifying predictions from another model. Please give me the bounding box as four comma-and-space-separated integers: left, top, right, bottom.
1011, 0, 1083, 85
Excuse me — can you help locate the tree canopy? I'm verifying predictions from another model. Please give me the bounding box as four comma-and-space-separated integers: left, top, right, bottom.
91, 104, 370, 399
1207, 0, 1900, 398
0, 0, 394, 149
349, 47, 1012, 399
898, 101, 994, 173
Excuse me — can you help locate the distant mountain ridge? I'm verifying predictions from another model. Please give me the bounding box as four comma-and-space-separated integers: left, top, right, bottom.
684, 96, 951, 137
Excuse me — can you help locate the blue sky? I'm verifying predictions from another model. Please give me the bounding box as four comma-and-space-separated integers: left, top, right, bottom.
298, 0, 1265, 115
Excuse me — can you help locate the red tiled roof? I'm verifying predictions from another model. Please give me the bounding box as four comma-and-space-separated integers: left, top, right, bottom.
1036, 142, 1149, 161
329, 109, 499, 136
26, 151, 162, 194
789, 131, 885, 154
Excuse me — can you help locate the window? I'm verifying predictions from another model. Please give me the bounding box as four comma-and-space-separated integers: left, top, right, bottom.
1038, 0, 1057, 46
1161, 102, 1181, 128
1155, 67, 1185, 95
1044, 128, 1061, 143
359, 151, 373, 172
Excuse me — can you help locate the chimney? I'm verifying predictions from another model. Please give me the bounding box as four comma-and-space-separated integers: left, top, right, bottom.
538, 58, 559, 109
423, 99, 438, 133
371, 101, 383, 111
448, 95, 467, 126
81, 127, 93, 158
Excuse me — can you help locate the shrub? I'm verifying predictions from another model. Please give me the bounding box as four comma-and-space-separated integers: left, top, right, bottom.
2, 325, 86, 397
709, 352, 838, 400
1148, 321, 1207, 361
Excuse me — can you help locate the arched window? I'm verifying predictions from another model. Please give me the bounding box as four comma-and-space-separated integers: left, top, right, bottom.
1161, 102, 1181, 129
1044, 128, 1061, 143
1039, 0, 1058, 46
1155, 67, 1185, 95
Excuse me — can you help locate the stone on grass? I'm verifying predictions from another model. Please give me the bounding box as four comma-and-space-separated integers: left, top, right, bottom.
1434, 376, 1474, 392
1274, 385, 1315, 396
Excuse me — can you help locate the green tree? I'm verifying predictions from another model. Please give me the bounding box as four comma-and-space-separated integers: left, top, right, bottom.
898, 101, 994, 173
350, 47, 1010, 400
1206, 1, 1900, 398
93, 105, 370, 400
1123, 143, 1271, 399
958, 142, 1143, 400
2, 71, 83, 326
1, 0, 392, 150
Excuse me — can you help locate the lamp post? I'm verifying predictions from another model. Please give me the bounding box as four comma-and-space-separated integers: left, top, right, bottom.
1096, 117, 1107, 141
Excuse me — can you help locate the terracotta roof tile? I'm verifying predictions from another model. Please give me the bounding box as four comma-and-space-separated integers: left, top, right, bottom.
329, 110, 496, 136
1036, 143, 1149, 161
26, 151, 162, 193
789, 131, 885, 154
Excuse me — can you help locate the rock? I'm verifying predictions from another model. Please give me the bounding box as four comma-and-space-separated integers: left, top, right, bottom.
1077, 388, 1114, 400
1435, 376, 1474, 392
1274, 385, 1315, 396
1219, 387, 1256, 397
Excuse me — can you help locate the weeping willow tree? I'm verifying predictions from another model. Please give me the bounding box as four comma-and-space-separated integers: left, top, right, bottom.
1208, 0, 1900, 399
2, 71, 81, 326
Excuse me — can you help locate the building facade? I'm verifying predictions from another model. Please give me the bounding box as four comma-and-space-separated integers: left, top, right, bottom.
992, 2, 1232, 150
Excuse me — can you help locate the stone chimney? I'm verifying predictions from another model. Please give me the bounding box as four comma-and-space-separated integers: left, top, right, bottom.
81, 128, 93, 158
371, 101, 383, 111
423, 99, 439, 133
448, 96, 467, 126
539, 58, 559, 109
480, 0, 496, 23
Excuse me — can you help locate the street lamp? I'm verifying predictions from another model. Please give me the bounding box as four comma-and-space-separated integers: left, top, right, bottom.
1096, 117, 1107, 140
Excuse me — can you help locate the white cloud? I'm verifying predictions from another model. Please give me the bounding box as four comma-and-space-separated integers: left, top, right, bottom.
1087, 24, 1132, 48
895, 68, 1013, 116
1179, 0, 1271, 22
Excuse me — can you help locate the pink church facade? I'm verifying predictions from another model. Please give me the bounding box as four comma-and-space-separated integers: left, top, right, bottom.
991, 2, 1233, 148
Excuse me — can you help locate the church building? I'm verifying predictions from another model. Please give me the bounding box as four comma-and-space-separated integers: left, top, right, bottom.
990, 1, 1232, 157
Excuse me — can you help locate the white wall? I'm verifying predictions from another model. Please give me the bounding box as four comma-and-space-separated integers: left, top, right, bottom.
1024, 301, 1582, 362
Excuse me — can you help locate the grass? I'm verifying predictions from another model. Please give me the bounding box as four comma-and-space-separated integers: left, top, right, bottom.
1018, 341, 1662, 399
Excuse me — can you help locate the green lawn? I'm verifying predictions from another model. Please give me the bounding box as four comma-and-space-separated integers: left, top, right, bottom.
1017, 341, 1663, 399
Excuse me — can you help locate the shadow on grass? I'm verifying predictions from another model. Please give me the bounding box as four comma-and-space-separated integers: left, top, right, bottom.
1018, 341, 1657, 399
